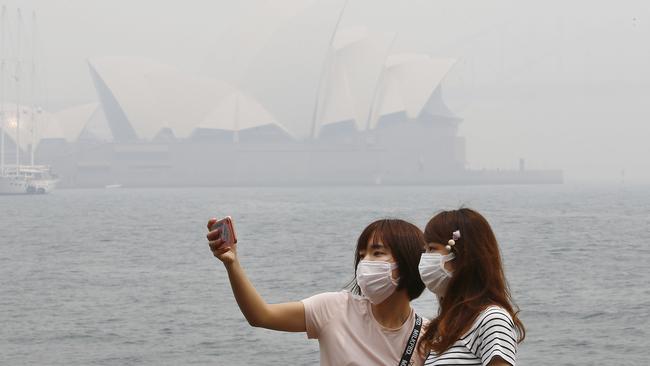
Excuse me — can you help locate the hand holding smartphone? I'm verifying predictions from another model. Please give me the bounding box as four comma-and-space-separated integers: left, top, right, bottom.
210, 216, 238, 248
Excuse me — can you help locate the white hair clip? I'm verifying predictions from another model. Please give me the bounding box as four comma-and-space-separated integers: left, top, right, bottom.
446, 230, 461, 251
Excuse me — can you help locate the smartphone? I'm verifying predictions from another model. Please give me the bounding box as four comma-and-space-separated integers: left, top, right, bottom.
210, 216, 238, 247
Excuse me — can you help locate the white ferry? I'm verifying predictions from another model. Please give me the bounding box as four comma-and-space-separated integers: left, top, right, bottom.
0, 165, 58, 194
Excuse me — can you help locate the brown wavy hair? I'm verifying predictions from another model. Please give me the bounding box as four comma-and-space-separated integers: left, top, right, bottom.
418, 208, 525, 356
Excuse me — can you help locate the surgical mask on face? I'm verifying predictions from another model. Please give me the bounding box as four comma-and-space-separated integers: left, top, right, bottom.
356, 260, 399, 304
418, 252, 455, 296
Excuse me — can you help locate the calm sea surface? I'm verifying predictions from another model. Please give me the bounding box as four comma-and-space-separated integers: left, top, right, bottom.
1, 185, 649, 365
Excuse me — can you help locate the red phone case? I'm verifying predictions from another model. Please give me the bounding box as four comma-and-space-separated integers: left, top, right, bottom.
211, 216, 238, 246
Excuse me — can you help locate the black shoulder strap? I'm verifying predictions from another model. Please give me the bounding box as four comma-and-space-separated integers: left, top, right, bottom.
398, 313, 422, 366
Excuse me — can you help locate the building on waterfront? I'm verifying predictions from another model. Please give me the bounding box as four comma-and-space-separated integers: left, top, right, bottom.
24, 26, 561, 187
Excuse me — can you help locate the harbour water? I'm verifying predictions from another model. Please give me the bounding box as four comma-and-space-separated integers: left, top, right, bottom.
1, 184, 649, 365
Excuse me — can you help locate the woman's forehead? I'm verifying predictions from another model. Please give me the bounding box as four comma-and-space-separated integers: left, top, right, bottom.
362, 231, 390, 251
370, 230, 382, 243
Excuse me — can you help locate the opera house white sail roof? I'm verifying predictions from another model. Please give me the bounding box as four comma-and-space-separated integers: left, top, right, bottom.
315, 26, 395, 137
314, 33, 458, 135
198, 91, 294, 142
77, 3, 458, 145
87, 56, 303, 144
83, 50, 458, 144
369, 54, 457, 128
52, 102, 113, 142
88, 57, 236, 141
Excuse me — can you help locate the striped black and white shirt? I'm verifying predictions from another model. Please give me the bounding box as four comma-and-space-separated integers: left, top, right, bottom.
424, 306, 517, 366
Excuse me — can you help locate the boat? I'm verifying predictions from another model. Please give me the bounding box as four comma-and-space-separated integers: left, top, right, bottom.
0, 7, 58, 194
0, 169, 27, 194
0, 165, 58, 194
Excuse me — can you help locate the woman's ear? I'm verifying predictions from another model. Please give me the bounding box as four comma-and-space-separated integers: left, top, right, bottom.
391, 267, 400, 281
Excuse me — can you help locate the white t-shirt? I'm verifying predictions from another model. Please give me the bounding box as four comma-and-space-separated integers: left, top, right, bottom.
424, 306, 518, 366
302, 291, 427, 366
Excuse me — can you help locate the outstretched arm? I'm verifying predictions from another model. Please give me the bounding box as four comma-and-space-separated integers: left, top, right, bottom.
207, 218, 306, 332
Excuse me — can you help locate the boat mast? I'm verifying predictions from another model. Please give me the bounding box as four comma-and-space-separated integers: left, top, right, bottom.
30, 11, 36, 166
15, 8, 22, 167
1, 5, 6, 172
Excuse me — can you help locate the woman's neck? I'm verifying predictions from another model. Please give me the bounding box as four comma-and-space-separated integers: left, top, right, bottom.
371, 290, 412, 329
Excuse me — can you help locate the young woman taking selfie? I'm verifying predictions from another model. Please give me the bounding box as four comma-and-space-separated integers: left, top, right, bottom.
417, 208, 525, 366
207, 217, 428, 365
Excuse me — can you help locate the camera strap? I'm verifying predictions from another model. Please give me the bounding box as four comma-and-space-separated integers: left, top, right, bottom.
398, 313, 422, 366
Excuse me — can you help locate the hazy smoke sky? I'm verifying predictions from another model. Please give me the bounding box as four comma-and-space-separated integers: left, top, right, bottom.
3, 0, 649, 182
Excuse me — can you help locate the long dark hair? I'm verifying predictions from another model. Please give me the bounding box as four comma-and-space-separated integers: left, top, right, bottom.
419, 208, 525, 355
346, 219, 425, 301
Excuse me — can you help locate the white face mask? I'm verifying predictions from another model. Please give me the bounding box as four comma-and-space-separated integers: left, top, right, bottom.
356, 260, 399, 304
418, 252, 455, 296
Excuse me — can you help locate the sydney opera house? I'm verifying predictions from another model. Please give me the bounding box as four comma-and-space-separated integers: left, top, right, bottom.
17, 18, 561, 187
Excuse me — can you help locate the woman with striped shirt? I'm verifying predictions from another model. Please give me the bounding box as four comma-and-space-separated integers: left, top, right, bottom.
417, 208, 525, 365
